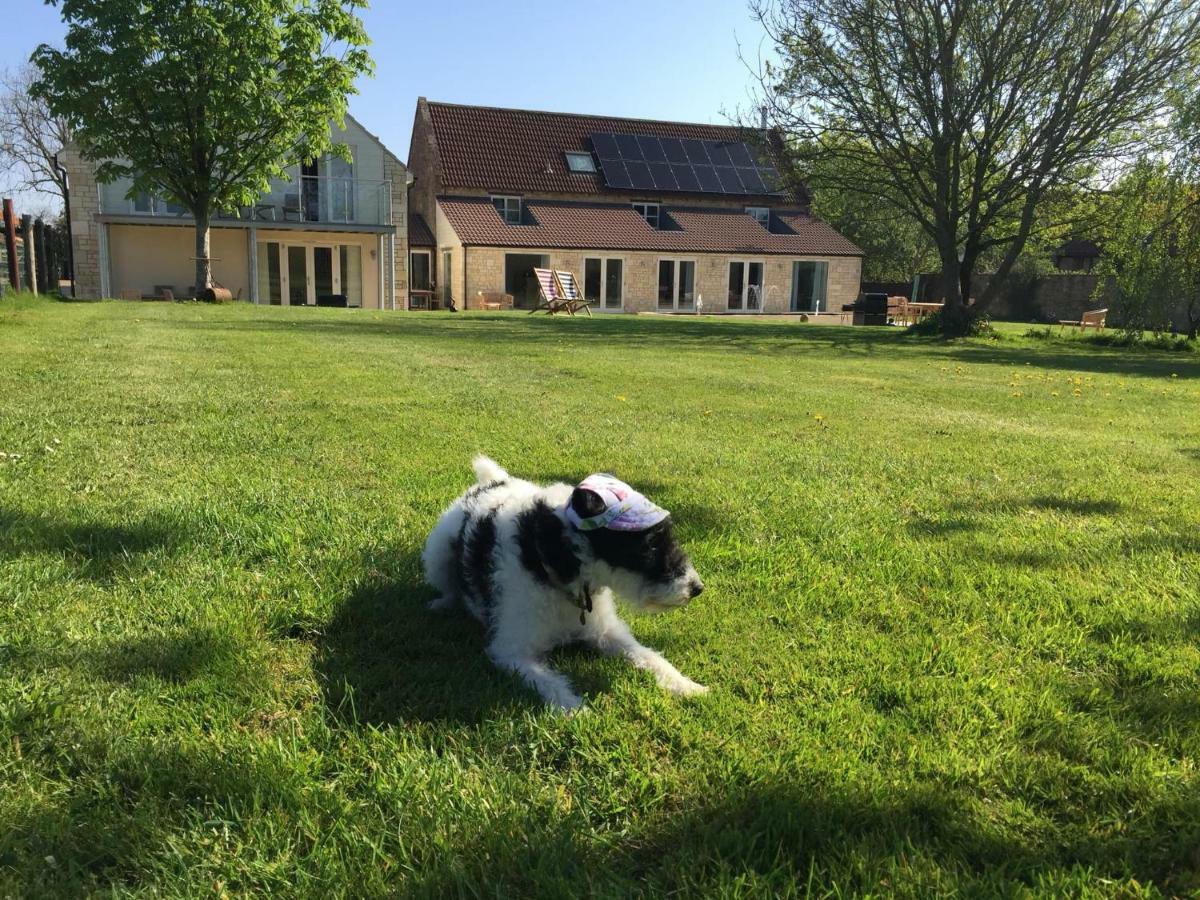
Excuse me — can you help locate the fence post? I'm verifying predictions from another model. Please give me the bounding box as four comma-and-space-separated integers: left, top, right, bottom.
21, 215, 37, 295
2, 199, 19, 291
34, 219, 48, 295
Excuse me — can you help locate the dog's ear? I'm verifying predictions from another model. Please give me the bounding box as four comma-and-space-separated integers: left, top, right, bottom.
570, 487, 607, 521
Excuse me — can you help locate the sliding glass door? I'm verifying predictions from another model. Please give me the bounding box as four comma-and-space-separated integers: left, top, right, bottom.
790, 261, 829, 312
584, 257, 623, 311
257, 241, 365, 307
658, 259, 696, 311
728, 260, 765, 311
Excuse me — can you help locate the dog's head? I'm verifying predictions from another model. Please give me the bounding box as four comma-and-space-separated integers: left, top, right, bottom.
569, 483, 703, 611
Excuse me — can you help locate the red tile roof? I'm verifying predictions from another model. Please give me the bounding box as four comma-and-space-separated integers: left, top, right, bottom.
425, 100, 801, 202
408, 213, 435, 246
437, 197, 862, 256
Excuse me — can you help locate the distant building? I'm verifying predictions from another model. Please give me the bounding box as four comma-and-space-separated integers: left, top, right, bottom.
406, 98, 862, 313
1053, 239, 1102, 272
63, 114, 409, 308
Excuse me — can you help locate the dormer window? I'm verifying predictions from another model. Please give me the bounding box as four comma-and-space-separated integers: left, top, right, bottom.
492, 195, 522, 225
633, 202, 660, 230
565, 152, 597, 173
746, 206, 770, 228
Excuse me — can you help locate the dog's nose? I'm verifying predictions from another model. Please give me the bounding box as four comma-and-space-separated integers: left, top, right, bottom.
688, 580, 704, 599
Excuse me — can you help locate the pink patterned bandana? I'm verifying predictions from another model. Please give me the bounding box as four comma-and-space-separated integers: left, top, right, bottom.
565, 474, 670, 532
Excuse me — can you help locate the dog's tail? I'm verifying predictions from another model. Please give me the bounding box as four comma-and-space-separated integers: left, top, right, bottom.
472, 455, 508, 484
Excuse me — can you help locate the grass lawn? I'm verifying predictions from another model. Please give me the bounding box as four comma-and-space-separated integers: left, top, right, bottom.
1, 296, 1198, 897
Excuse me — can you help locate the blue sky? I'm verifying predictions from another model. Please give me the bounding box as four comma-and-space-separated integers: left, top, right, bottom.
6, 0, 771, 208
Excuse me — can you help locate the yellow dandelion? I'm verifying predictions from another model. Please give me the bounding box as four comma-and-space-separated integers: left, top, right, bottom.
616, 395, 627, 402
1051, 391, 1060, 397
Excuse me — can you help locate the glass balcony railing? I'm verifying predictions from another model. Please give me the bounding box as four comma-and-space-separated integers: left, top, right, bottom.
100, 175, 393, 227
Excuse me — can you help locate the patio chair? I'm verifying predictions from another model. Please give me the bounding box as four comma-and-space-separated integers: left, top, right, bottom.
553, 270, 592, 316
530, 268, 571, 315
282, 194, 301, 222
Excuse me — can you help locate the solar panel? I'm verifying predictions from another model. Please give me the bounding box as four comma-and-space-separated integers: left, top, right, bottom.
670, 163, 700, 192
682, 139, 709, 164
736, 167, 766, 193
707, 142, 733, 167
625, 160, 654, 190
591, 131, 784, 195
638, 135, 667, 162
591, 133, 620, 159
661, 138, 688, 164
716, 167, 744, 193
615, 133, 642, 160
727, 142, 755, 167
649, 162, 677, 191
601, 158, 633, 189
694, 165, 721, 192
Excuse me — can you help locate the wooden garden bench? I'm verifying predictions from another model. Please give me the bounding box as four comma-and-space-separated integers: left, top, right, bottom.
1058, 308, 1107, 332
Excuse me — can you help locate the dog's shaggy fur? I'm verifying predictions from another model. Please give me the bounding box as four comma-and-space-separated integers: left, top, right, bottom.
423, 457, 707, 711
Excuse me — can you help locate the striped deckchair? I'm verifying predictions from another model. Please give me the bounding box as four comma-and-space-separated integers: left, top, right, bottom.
553, 270, 592, 316
531, 267, 571, 314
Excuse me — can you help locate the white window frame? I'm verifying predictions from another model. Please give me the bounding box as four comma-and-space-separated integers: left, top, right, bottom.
790, 259, 829, 313
565, 152, 597, 173
263, 240, 343, 307
583, 256, 624, 311
409, 250, 432, 290
657, 258, 697, 311
728, 259, 766, 312
633, 202, 660, 230
746, 206, 770, 228
491, 195, 522, 225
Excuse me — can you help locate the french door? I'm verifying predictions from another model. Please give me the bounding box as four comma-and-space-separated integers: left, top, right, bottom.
728, 260, 764, 312
584, 257, 623, 311
259, 242, 342, 306
658, 259, 696, 311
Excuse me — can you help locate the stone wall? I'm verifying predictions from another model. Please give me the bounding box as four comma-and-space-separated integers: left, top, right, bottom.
460, 247, 861, 313
60, 142, 103, 299
382, 152, 409, 309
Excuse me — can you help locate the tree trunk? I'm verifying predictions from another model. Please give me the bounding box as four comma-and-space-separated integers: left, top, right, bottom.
193, 211, 211, 297
938, 244, 972, 336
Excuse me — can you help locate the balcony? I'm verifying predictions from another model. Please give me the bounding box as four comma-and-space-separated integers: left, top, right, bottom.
99, 175, 394, 228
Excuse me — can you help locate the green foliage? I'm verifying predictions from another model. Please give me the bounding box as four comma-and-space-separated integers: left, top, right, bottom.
31, 0, 373, 289
756, 0, 1200, 335
1093, 161, 1200, 339
3, 303, 1198, 895
798, 147, 938, 281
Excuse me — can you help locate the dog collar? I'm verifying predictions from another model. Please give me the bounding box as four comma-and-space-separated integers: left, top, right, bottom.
565, 474, 669, 532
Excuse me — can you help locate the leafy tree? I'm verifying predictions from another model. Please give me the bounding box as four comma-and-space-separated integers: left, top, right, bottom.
793, 144, 938, 282
753, 0, 1200, 334
32, 0, 373, 295
0, 64, 71, 211
1096, 163, 1200, 339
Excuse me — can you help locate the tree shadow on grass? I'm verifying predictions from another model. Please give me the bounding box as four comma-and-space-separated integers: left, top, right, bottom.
0, 739, 304, 896
177, 311, 913, 360
177, 310, 1200, 377
0, 506, 185, 583
408, 775, 1200, 896
5, 628, 245, 687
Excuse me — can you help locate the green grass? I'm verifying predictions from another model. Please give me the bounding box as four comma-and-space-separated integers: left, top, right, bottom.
1, 296, 1198, 898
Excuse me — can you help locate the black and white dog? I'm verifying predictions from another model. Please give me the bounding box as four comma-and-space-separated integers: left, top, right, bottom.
422, 456, 707, 712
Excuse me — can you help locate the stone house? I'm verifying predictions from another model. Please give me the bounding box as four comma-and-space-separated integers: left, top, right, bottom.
406, 98, 862, 314
63, 114, 411, 309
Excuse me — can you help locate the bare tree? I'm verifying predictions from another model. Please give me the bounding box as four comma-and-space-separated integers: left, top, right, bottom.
753, 0, 1200, 334
0, 64, 70, 211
